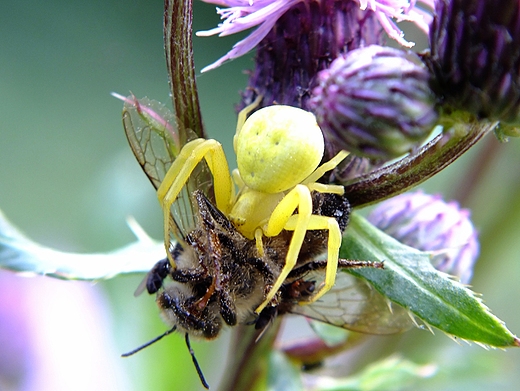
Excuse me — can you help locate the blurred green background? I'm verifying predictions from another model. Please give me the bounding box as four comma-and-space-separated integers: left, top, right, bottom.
0, 1, 519, 390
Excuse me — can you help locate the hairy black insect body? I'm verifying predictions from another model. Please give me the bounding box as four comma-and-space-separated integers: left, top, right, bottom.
145, 190, 352, 339
155, 190, 279, 338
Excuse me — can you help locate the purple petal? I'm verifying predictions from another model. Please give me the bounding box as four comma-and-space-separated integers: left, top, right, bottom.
198, 0, 434, 71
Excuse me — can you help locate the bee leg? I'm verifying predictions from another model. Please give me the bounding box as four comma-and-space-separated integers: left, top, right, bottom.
218, 291, 238, 326
254, 306, 278, 331
246, 257, 276, 282
288, 259, 384, 281
170, 269, 207, 283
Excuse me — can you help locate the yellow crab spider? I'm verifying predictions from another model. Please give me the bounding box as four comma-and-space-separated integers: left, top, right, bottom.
157, 99, 349, 313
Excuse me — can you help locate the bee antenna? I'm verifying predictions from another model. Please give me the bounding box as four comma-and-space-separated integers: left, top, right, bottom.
185, 333, 210, 389
121, 326, 177, 357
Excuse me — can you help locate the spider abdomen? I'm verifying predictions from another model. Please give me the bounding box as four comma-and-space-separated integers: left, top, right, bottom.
235, 105, 325, 193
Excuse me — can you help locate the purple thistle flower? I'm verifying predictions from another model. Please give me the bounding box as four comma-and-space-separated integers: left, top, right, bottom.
236, 0, 387, 111
198, 0, 435, 73
197, 0, 302, 72
367, 190, 480, 284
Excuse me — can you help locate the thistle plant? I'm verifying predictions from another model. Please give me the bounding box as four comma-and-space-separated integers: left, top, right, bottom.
1, 1, 520, 390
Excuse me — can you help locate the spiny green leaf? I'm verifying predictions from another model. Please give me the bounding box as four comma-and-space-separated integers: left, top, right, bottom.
0, 209, 163, 280
342, 213, 520, 348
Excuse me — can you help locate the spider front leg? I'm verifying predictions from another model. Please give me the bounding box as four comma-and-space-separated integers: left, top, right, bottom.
285, 214, 342, 305
157, 138, 234, 266
255, 184, 342, 313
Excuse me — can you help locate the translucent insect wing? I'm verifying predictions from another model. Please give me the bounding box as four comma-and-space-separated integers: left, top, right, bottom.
121, 96, 214, 240
291, 270, 415, 335
122, 97, 179, 189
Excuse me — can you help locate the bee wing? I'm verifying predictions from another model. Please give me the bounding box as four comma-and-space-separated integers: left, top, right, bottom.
121, 95, 179, 189
291, 271, 415, 335
133, 273, 150, 297
120, 94, 213, 242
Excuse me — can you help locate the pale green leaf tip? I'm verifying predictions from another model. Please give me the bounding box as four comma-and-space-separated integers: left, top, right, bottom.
0, 208, 163, 281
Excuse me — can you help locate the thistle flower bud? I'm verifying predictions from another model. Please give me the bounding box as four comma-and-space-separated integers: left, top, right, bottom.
310, 45, 438, 160
238, 1, 384, 111
427, 0, 520, 127
367, 191, 479, 284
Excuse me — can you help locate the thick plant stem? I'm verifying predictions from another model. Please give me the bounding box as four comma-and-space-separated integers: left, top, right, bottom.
163, 0, 214, 199
164, 0, 205, 141
218, 322, 281, 391
343, 120, 499, 208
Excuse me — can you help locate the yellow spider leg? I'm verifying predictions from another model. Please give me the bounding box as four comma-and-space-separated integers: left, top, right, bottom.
285, 214, 342, 304
157, 138, 234, 265
231, 168, 245, 191
233, 95, 263, 152
307, 182, 345, 195
302, 150, 349, 185
254, 228, 265, 256
255, 184, 313, 313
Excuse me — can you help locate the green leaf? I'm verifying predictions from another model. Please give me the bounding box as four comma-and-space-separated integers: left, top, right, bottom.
0, 209, 163, 280
309, 355, 436, 391
342, 213, 520, 348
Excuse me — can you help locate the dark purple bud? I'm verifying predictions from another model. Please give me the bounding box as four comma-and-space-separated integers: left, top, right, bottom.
427, 0, 520, 128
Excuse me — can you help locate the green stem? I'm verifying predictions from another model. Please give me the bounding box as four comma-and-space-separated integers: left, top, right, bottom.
163, 0, 213, 199
218, 322, 281, 391
343, 120, 499, 208
163, 0, 205, 140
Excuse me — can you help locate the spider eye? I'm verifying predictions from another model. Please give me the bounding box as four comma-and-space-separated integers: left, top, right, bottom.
235, 105, 325, 193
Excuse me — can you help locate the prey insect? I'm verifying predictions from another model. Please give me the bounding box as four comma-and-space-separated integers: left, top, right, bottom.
116, 94, 413, 388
